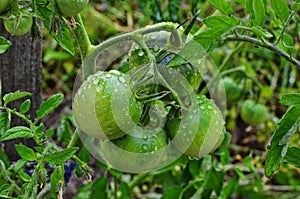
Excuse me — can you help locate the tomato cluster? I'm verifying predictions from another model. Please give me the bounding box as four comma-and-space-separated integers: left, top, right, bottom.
73, 34, 226, 159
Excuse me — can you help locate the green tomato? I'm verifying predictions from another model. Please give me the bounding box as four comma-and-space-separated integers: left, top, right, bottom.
0, 0, 10, 14
221, 77, 244, 102
100, 128, 168, 172
167, 95, 225, 157
241, 99, 267, 125
4, 16, 33, 36
73, 70, 142, 140
56, 0, 89, 17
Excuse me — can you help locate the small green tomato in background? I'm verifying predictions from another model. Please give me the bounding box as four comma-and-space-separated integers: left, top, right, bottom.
167, 95, 225, 157
241, 99, 267, 125
4, 16, 33, 36
0, 0, 10, 14
56, 0, 89, 17
222, 77, 244, 102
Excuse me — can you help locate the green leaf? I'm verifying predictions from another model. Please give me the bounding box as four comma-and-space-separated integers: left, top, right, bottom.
20, 99, 31, 114
291, 3, 300, 11
0, 112, 10, 135
161, 186, 183, 199
34, 123, 45, 144
220, 176, 239, 199
251, 26, 273, 38
281, 33, 296, 53
37, 7, 75, 55
280, 93, 300, 106
0, 36, 12, 54
15, 144, 37, 161
119, 182, 131, 199
3, 91, 32, 107
0, 126, 33, 141
45, 129, 55, 138
91, 177, 108, 199
252, 0, 266, 26
284, 147, 300, 168
271, 0, 290, 22
208, 0, 233, 15
19, 170, 31, 182
45, 147, 79, 165
168, 0, 180, 22
50, 166, 63, 193
265, 105, 300, 177
201, 165, 224, 198
204, 16, 240, 29
36, 93, 64, 119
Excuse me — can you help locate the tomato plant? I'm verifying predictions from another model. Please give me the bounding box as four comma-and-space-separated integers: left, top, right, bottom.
4, 16, 33, 36
221, 76, 244, 102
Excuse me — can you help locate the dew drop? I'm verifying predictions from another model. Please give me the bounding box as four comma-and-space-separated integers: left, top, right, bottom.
138, 50, 144, 56
93, 79, 99, 85
142, 144, 149, 151
207, 105, 212, 110
154, 146, 158, 151
119, 77, 126, 83
105, 74, 112, 78
200, 105, 205, 110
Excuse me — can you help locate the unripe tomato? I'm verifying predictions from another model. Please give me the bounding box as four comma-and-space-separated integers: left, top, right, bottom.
167, 95, 225, 157
0, 0, 10, 14
100, 128, 168, 172
241, 99, 267, 125
4, 16, 33, 36
56, 0, 89, 17
73, 70, 142, 140
221, 77, 244, 102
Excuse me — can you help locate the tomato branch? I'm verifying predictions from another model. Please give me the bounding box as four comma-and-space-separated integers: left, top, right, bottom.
225, 34, 300, 69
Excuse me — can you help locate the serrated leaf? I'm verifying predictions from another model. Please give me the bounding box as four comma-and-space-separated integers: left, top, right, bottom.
208, 0, 233, 15
0, 112, 10, 135
45, 147, 78, 165
20, 99, 31, 114
19, 170, 31, 182
271, 0, 290, 22
280, 93, 300, 106
204, 16, 240, 30
0, 126, 33, 141
251, 26, 273, 38
0, 36, 12, 54
3, 91, 32, 107
36, 93, 64, 119
15, 144, 37, 161
265, 105, 300, 177
37, 7, 75, 55
284, 147, 300, 168
252, 0, 266, 26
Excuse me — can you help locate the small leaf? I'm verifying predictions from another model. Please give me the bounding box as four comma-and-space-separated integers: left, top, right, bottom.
281, 33, 295, 53
284, 147, 300, 168
161, 186, 183, 199
208, 0, 233, 15
280, 93, 300, 106
50, 166, 63, 193
20, 99, 31, 113
119, 182, 131, 199
15, 144, 37, 161
252, 0, 266, 26
3, 91, 31, 107
0, 126, 33, 141
220, 176, 239, 199
45, 147, 78, 165
45, 129, 55, 138
204, 16, 240, 29
251, 26, 273, 38
291, 3, 300, 11
91, 177, 108, 199
271, 0, 290, 22
34, 123, 45, 144
0, 112, 10, 135
202, 165, 224, 198
168, 0, 180, 22
265, 105, 300, 177
36, 93, 64, 119
0, 36, 12, 54
19, 170, 31, 182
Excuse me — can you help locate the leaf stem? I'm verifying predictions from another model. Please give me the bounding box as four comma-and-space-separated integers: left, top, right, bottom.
274, 11, 295, 45
225, 34, 300, 69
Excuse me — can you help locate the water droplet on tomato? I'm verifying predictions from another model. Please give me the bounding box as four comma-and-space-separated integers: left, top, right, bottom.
119, 77, 126, 83
105, 74, 112, 78
138, 50, 144, 56
142, 144, 149, 151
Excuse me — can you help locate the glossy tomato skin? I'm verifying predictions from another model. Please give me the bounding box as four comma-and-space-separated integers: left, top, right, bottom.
73, 70, 142, 140
4, 16, 33, 36
0, 0, 10, 14
167, 95, 225, 157
241, 99, 267, 125
56, 0, 89, 17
